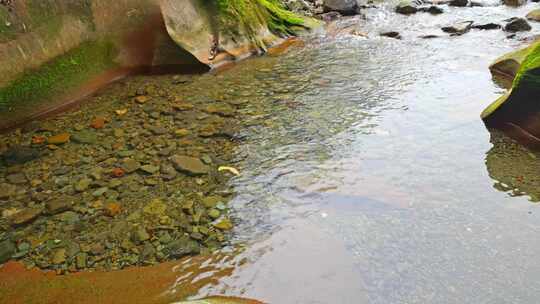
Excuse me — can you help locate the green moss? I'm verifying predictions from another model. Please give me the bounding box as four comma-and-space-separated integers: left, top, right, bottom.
513, 41, 540, 91
216, 0, 308, 41
482, 41, 540, 120
0, 40, 118, 111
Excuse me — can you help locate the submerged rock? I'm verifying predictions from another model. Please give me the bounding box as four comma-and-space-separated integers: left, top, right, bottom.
0, 240, 16, 264
170, 155, 210, 176
10, 207, 43, 226
72, 130, 98, 144
46, 196, 74, 214
2, 146, 40, 165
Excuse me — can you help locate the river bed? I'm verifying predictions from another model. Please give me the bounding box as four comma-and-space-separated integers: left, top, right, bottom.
2, 1, 540, 303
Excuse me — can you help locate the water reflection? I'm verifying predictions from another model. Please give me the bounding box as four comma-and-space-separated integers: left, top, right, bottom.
485, 129, 540, 202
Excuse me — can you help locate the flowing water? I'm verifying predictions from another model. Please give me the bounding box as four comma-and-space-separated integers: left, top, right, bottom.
3, 1, 540, 304
171, 3, 540, 303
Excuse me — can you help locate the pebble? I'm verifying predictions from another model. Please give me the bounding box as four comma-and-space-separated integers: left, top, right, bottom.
52, 248, 66, 265
170, 155, 210, 176
10, 207, 43, 226
46, 197, 74, 214
0, 240, 16, 264
6, 173, 27, 184
92, 187, 108, 197
121, 158, 141, 173
75, 178, 92, 192
132, 227, 151, 244
72, 130, 98, 144
76, 253, 88, 269
140, 165, 160, 174
212, 217, 233, 231
0, 183, 16, 199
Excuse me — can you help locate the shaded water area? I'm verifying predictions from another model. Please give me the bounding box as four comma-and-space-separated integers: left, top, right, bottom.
3, 1, 540, 303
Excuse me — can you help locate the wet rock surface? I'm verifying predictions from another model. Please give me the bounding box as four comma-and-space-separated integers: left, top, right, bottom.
504, 17, 532, 32
0, 73, 250, 273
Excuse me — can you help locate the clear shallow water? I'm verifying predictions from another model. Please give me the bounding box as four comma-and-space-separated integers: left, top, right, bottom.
172, 2, 540, 303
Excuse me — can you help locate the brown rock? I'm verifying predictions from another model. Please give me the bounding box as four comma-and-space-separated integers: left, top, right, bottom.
10, 207, 43, 226
170, 155, 210, 176
46, 196, 74, 214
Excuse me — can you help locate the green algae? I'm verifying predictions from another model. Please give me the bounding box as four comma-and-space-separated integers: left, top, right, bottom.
0, 40, 118, 111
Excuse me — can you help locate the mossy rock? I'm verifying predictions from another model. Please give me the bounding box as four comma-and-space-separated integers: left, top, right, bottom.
482, 41, 540, 144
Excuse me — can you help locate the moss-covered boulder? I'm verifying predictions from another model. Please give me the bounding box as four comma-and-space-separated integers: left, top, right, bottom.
482, 41, 540, 145
162, 0, 317, 67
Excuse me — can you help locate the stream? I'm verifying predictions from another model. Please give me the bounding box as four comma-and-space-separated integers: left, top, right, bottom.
3, 1, 540, 303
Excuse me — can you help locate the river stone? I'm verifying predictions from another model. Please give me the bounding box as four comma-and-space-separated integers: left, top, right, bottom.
419, 6, 443, 14
10, 207, 43, 226
0, 183, 16, 199
449, 0, 468, 6
471, 23, 502, 30
503, 0, 526, 6
2, 146, 40, 165
75, 178, 92, 192
165, 237, 200, 258
527, 9, 540, 22
208, 209, 221, 219
72, 130, 98, 144
140, 165, 160, 174
212, 217, 233, 231
6, 173, 27, 185
46, 196, 74, 214
160, 163, 177, 180
170, 155, 210, 176
380, 31, 401, 39
76, 253, 88, 269
395, 1, 418, 14
52, 248, 67, 265
132, 227, 151, 244
0, 240, 16, 264
323, 0, 359, 15
442, 21, 473, 35
205, 104, 235, 117
504, 18, 532, 32
143, 199, 167, 216
121, 158, 141, 173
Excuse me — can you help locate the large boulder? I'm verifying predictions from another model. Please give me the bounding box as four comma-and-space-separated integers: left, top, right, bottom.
323, 0, 359, 15
527, 9, 540, 22
482, 41, 540, 145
